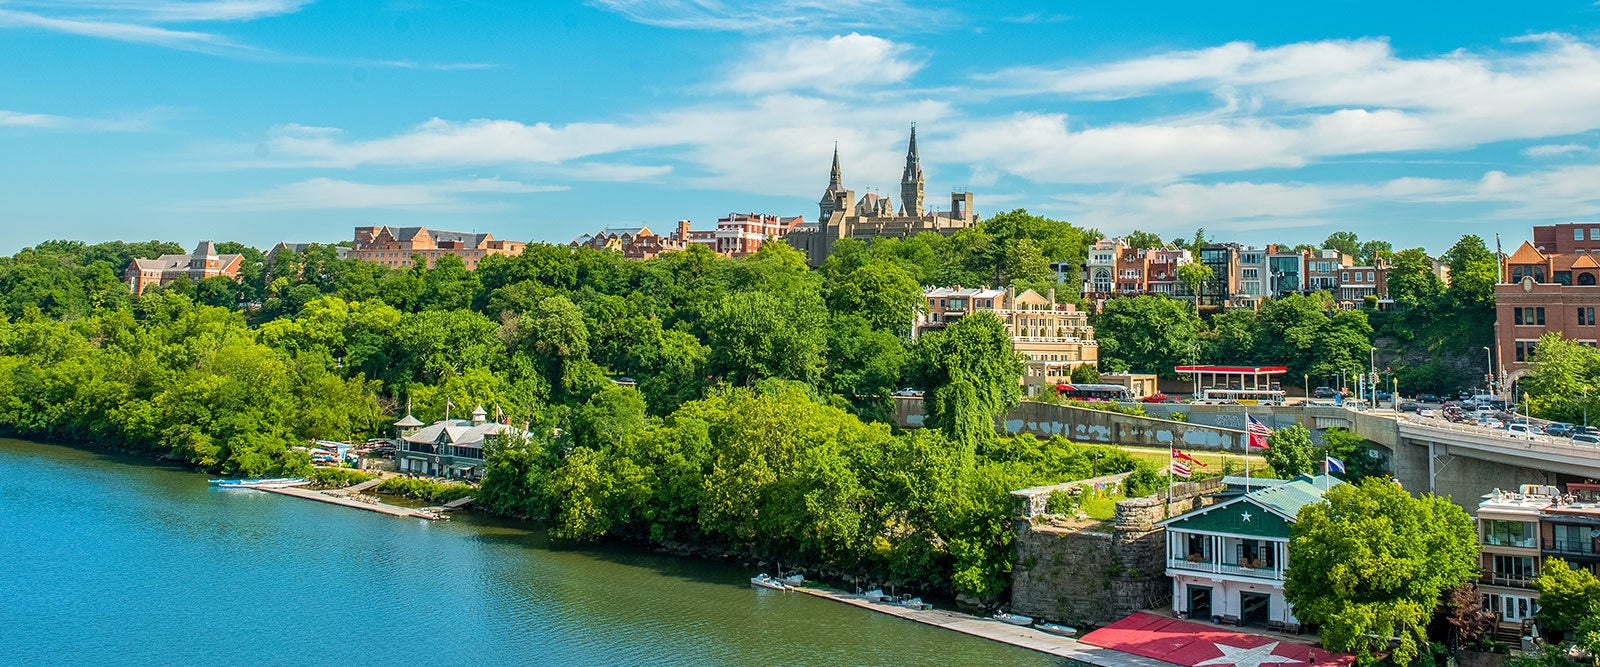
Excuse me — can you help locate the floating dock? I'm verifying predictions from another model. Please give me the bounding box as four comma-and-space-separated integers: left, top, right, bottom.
256, 485, 442, 519
791, 587, 1170, 667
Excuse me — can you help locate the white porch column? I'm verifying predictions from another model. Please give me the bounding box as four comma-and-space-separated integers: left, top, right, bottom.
1213, 535, 1222, 573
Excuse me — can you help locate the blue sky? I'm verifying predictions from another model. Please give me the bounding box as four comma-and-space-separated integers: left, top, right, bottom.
5, 0, 1600, 254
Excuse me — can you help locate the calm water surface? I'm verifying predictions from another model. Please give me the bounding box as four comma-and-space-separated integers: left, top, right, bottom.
0, 438, 1061, 666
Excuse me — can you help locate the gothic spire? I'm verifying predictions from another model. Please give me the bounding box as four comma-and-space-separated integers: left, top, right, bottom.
900, 123, 924, 217
827, 142, 843, 193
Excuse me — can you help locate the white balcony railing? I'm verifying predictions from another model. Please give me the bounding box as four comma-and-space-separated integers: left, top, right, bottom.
1167, 557, 1284, 581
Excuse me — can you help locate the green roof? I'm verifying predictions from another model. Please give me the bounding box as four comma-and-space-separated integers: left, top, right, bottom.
1160, 474, 1341, 538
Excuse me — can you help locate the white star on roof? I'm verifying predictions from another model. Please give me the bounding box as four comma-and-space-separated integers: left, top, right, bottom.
1240, 511, 1252, 522
1195, 641, 1300, 667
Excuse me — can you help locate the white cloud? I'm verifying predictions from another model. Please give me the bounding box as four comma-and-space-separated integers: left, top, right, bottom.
0, 108, 163, 131
0, 8, 237, 52
588, 0, 944, 32
1523, 143, 1593, 158
18, 1, 315, 22
724, 33, 922, 94
186, 176, 566, 211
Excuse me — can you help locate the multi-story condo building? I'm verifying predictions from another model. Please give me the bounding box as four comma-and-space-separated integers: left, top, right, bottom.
1084, 238, 1117, 297
124, 240, 244, 295
915, 286, 1097, 396
1160, 475, 1340, 629
351, 226, 525, 269
1267, 246, 1305, 298
1476, 486, 1551, 632
1338, 262, 1389, 305
1498, 224, 1600, 377
1196, 243, 1239, 309
1146, 248, 1187, 296
1232, 246, 1268, 309
1540, 482, 1600, 578
1304, 249, 1351, 293
1115, 245, 1151, 294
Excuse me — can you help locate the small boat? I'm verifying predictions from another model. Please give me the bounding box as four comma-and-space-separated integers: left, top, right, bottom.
861, 589, 887, 601
750, 574, 787, 590
895, 595, 929, 610
779, 574, 805, 587
1034, 621, 1077, 636
993, 612, 1034, 626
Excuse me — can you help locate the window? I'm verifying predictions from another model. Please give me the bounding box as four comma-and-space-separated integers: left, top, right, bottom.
1538, 307, 1546, 325
1553, 524, 1594, 553
1493, 555, 1536, 578
1516, 340, 1538, 362
1482, 520, 1536, 548
1592, 228, 1600, 240
1515, 308, 1523, 325
1341, 271, 1349, 281
1583, 273, 1598, 286
1582, 308, 1596, 326
1517, 307, 1546, 326
1579, 228, 1587, 241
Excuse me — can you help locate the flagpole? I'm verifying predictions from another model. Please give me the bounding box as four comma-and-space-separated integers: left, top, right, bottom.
1244, 408, 1250, 482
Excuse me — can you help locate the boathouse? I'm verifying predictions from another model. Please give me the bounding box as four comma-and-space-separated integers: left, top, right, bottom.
393, 406, 523, 480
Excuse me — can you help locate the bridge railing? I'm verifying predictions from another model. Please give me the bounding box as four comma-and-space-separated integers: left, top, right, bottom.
1399, 416, 1600, 457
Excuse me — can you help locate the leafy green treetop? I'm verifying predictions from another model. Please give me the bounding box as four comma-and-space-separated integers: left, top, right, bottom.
1534, 557, 1600, 645
1263, 424, 1316, 477
1285, 477, 1478, 665
907, 312, 1024, 453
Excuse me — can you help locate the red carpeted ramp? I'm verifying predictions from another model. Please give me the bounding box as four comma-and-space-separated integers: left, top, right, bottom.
1080, 613, 1352, 667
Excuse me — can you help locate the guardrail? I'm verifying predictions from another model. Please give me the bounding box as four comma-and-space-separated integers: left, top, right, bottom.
1480, 572, 1537, 588
1166, 558, 1283, 581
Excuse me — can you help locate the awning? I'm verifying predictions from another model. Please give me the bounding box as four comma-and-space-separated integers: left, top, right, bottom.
1080, 612, 1351, 666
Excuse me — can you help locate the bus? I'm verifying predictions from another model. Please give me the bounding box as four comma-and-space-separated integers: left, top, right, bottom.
1053, 383, 1132, 402
1196, 389, 1287, 406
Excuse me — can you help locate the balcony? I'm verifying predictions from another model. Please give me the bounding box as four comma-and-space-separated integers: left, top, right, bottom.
1480, 572, 1537, 589
1167, 557, 1283, 581
401, 442, 437, 455
1545, 539, 1598, 556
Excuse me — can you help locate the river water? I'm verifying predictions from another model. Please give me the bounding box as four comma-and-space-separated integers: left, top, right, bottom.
0, 439, 1061, 666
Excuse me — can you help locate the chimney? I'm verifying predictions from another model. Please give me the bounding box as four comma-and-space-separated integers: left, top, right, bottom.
1047, 287, 1056, 305
676, 219, 691, 242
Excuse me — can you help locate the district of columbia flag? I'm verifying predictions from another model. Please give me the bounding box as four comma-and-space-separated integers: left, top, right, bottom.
1326, 456, 1346, 474
1171, 448, 1208, 467
1246, 415, 1272, 449
1171, 461, 1192, 478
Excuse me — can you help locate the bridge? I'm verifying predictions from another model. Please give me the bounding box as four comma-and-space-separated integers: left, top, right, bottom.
893, 397, 1600, 510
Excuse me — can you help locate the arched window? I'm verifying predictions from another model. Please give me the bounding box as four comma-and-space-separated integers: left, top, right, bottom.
1092, 268, 1113, 293
1534, 268, 1546, 283
1511, 267, 1525, 282
1582, 273, 1597, 286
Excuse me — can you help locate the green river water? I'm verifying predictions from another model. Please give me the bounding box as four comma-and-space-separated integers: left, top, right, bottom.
0, 438, 1064, 666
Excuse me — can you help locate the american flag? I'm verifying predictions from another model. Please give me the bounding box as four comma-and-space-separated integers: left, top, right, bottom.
1247, 415, 1272, 449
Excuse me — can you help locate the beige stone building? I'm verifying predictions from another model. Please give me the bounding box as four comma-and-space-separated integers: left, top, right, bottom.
786, 125, 980, 267
350, 226, 525, 269
915, 285, 1098, 396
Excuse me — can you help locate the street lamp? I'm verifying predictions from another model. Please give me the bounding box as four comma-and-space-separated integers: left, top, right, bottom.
1585, 385, 1591, 429
1304, 373, 1310, 402
1482, 346, 1494, 397
1369, 346, 1378, 409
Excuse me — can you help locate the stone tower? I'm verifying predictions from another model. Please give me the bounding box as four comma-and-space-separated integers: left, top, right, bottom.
818, 143, 852, 221
899, 124, 924, 217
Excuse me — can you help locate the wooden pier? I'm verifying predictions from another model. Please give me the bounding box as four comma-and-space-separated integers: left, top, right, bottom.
258, 485, 441, 519
791, 587, 1170, 667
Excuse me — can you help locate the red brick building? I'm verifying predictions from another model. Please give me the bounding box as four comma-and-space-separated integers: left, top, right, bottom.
124, 241, 243, 295
351, 226, 525, 269
1497, 235, 1600, 382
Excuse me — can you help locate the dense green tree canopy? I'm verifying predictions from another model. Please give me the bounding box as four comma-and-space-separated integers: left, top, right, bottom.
1094, 295, 1201, 377
907, 313, 1024, 451
1286, 478, 1478, 665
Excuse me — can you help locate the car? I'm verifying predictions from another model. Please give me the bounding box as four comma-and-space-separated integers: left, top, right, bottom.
1478, 418, 1504, 429
1397, 402, 1422, 413
891, 389, 924, 397
1418, 393, 1442, 403
1573, 433, 1600, 445
1544, 423, 1575, 437
1506, 423, 1538, 436
1419, 408, 1439, 418
1314, 387, 1338, 399
1573, 425, 1600, 437
1375, 390, 1394, 401
1142, 393, 1176, 403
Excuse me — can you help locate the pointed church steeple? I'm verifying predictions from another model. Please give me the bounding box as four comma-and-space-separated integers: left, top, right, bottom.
900, 123, 924, 217
819, 142, 852, 221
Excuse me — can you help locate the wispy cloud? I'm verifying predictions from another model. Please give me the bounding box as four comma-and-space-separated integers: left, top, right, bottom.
184, 176, 566, 211
1523, 143, 1593, 158
0, 8, 240, 53
13, 0, 315, 22
588, 0, 947, 32
0, 107, 167, 132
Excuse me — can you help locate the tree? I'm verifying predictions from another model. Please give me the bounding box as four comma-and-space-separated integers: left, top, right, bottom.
1124, 230, 1164, 251
1263, 424, 1316, 477
907, 312, 1024, 451
1176, 262, 1213, 302
1322, 231, 1360, 258
1534, 557, 1600, 639
1442, 583, 1496, 648
998, 238, 1051, 286
1318, 427, 1384, 481
1095, 295, 1202, 376
1070, 363, 1100, 384
509, 296, 596, 401
1189, 228, 1208, 259
1357, 239, 1393, 266
1286, 477, 1478, 665
826, 261, 923, 336
1443, 235, 1498, 308
1385, 248, 1443, 309
1521, 333, 1600, 423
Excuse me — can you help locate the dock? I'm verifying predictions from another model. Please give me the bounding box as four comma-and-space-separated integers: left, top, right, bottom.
257, 485, 441, 519
791, 587, 1170, 667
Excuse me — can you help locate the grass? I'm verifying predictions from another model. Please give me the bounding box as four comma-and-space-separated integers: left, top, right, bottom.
1080, 493, 1120, 520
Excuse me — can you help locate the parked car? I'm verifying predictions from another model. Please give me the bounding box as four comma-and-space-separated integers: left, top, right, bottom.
1544, 423, 1575, 437
1142, 393, 1178, 403
1419, 408, 1439, 418
1506, 423, 1538, 436
1478, 418, 1504, 429
1397, 402, 1421, 413
1314, 387, 1338, 399
1573, 433, 1600, 445
891, 388, 924, 397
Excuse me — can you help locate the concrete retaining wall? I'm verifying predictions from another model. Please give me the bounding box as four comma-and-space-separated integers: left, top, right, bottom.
893, 398, 1246, 452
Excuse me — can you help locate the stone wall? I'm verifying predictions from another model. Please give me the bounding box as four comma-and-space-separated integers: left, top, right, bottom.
1009, 478, 1222, 626
893, 398, 1245, 452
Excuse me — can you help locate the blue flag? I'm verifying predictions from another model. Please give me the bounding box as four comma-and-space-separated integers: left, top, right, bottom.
1326, 456, 1346, 474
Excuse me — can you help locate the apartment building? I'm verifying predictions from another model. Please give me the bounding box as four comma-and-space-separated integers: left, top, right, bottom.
1476, 486, 1550, 632
1266, 247, 1305, 299
351, 226, 525, 269
915, 286, 1097, 396
1540, 482, 1600, 579
1304, 249, 1351, 293
1085, 239, 1117, 297
1196, 244, 1239, 309
1338, 262, 1389, 305
1147, 248, 1187, 296
711, 213, 804, 258
1232, 247, 1268, 309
